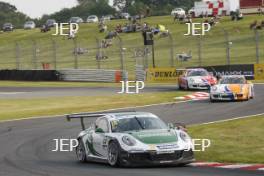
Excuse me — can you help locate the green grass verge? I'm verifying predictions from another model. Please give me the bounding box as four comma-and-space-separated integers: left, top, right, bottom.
0, 81, 119, 87
189, 115, 264, 164
0, 92, 185, 121
252, 80, 264, 83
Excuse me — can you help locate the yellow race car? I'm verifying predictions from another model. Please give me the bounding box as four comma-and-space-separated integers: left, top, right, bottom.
210, 75, 254, 102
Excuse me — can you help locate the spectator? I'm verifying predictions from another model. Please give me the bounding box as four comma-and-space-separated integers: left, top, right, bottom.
68, 25, 78, 39
258, 7, 264, 15
186, 14, 192, 24
99, 23, 107, 33
142, 22, 149, 32
250, 20, 258, 30
105, 31, 118, 39
40, 24, 50, 33
174, 13, 179, 22
115, 24, 122, 33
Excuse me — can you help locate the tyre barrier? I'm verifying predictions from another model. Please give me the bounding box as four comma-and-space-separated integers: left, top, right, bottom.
0, 70, 60, 81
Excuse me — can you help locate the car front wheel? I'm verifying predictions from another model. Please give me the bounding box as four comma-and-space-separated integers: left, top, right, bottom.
108, 141, 120, 167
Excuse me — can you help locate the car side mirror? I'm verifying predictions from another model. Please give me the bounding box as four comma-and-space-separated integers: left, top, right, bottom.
95, 128, 104, 133
168, 123, 175, 129
174, 123, 187, 131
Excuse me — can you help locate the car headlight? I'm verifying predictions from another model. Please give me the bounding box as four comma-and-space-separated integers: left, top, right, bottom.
180, 132, 191, 142
122, 136, 136, 146
211, 86, 217, 92
189, 78, 194, 83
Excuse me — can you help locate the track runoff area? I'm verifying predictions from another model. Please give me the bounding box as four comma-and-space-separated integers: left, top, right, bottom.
1, 14, 264, 176
0, 83, 264, 176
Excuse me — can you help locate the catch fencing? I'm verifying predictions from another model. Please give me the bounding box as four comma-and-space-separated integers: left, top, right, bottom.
0, 28, 263, 80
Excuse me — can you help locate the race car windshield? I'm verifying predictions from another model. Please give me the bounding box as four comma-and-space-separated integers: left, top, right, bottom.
111, 117, 168, 132
187, 70, 208, 77
219, 77, 246, 84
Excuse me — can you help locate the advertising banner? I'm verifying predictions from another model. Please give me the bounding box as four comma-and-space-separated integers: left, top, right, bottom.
191, 64, 255, 80
147, 68, 185, 82
254, 64, 264, 80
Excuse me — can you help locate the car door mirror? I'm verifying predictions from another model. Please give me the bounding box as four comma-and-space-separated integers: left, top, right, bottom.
95, 128, 105, 133
174, 123, 187, 132
168, 123, 175, 129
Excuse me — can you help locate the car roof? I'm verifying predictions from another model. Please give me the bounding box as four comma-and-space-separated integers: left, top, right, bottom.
71, 17, 81, 19
173, 8, 184, 10
187, 68, 206, 71
103, 112, 158, 121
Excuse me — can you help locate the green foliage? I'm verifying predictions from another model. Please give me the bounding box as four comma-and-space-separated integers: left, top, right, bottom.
38, 0, 115, 24
113, 0, 196, 16
0, 2, 31, 28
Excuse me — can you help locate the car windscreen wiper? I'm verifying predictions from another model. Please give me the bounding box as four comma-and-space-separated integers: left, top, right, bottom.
134, 116, 145, 129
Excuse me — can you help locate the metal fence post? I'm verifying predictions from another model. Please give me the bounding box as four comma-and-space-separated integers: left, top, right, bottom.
144, 46, 149, 69
222, 29, 231, 65
197, 35, 202, 66
51, 39, 57, 70
168, 33, 175, 67
15, 42, 21, 70
116, 35, 126, 81
95, 37, 101, 69
254, 30, 260, 64
32, 40, 37, 69
117, 35, 124, 72
73, 39, 78, 69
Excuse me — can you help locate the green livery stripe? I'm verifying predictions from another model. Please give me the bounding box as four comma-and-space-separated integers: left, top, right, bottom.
86, 140, 103, 157
129, 130, 177, 144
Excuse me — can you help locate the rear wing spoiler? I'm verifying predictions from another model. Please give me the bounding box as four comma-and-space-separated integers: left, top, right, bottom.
66, 113, 106, 130
66, 110, 136, 130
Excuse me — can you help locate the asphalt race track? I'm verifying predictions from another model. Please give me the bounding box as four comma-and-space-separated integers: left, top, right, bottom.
0, 84, 263, 176
0, 85, 178, 99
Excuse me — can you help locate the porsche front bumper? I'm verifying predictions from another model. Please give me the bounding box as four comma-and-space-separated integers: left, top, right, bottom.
188, 83, 210, 90
210, 93, 246, 101
119, 150, 195, 166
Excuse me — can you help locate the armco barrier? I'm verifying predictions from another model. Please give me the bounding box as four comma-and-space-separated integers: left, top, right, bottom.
59, 69, 127, 83
0, 70, 60, 81
135, 65, 146, 81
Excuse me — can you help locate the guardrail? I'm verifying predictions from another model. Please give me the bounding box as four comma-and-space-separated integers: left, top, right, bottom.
59, 69, 127, 83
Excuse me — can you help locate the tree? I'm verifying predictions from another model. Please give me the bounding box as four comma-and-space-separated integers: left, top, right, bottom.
0, 2, 30, 28
113, 0, 195, 15
38, 0, 116, 24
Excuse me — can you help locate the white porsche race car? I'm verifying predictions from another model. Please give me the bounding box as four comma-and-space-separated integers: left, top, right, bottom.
66, 112, 194, 167
178, 68, 217, 90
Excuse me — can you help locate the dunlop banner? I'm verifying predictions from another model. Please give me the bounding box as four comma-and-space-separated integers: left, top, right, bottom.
147, 68, 185, 82
254, 64, 264, 80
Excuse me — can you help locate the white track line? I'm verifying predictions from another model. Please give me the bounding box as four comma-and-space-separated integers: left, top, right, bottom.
197, 113, 264, 126
0, 92, 25, 95
217, 164, 252, 169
